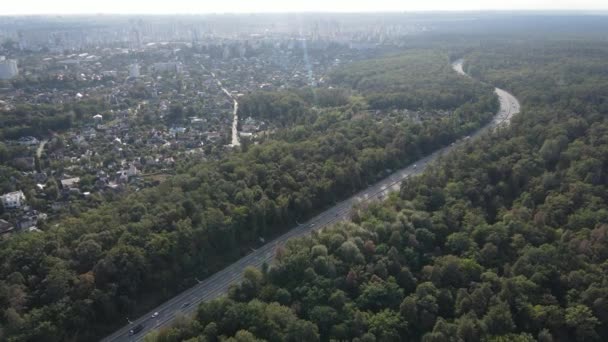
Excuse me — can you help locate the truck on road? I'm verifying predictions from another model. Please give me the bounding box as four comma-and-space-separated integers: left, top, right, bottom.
129, 324, 144, 335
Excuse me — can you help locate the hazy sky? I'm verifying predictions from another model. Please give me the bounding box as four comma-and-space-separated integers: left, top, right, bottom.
2, 0, 608, 15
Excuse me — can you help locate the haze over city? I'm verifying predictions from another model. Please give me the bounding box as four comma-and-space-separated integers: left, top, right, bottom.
2, 0, 608, 15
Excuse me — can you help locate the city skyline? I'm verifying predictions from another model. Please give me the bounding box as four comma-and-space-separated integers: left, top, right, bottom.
2, 0, 608, 15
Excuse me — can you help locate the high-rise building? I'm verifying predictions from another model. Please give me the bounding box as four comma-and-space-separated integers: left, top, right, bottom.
129, 63, 140, 78
130, 28, 142, 49
0, 57, 18, 80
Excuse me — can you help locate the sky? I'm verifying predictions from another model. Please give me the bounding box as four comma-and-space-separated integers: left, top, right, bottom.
2, 0, 608, 15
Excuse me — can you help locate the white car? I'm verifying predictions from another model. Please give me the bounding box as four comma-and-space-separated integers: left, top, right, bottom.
151, 312, 159, 318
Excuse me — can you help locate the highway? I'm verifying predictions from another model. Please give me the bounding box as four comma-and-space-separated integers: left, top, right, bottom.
102, 60, 521, 342
452, 59, 520, 128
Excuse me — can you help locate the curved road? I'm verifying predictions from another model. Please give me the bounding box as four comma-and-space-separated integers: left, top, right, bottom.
453, 59, 520, 128
102, 60, 520, 342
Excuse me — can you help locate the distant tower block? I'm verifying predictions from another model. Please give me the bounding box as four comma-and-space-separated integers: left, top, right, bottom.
0, 57, 18, 80
223, 46, 231, 59
18, 30, 27, 50
129, 63, 140, 78
130, 28, 142, 49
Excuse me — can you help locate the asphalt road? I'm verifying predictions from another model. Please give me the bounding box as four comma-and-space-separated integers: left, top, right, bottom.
102, 60, 521, 342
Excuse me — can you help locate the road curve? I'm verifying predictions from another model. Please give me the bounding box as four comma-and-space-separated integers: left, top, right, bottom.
102, 60, 520, 342
453, 59, 520, 129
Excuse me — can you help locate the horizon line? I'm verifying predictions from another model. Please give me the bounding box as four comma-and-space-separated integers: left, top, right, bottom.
2, 9, 608, 16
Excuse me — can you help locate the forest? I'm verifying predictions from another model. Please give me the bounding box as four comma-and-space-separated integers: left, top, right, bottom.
0, 100, 106, 140
329, 51, 485, 111
146, 40, 608, 341
0, 50, 496, 341
238, 51, 492, 128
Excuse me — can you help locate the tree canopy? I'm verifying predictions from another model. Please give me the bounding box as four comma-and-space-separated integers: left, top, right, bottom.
150, 39, 608, 342
0, 49, 495, 341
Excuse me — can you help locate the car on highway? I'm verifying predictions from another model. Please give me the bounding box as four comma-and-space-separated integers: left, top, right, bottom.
181, 302, 191, 309
413, 164, 417, 169
151, 312, 159, 318
129, 324, 144, 335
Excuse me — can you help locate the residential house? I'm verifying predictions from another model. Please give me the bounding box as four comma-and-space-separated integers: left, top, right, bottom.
116, 164, 139, 183
13, 157, 36, 170
170, 126, 187, 135
1, 191, 26, 209
18, 211, 47, 230
33, 172, 48, 184
17, 136, 39, 146
72, 134, 87, 146
205, 131, 222, 143
61, 177, 80, 189
83, 128, 97, 139
0, 219, 15, 236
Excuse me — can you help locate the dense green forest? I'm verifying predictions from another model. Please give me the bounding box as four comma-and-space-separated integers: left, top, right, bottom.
0, 100, 106, 139
148, 41, 608, 341
239, 50, 494, 129
0, 50, 496, 341
329, 51, 485, 111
